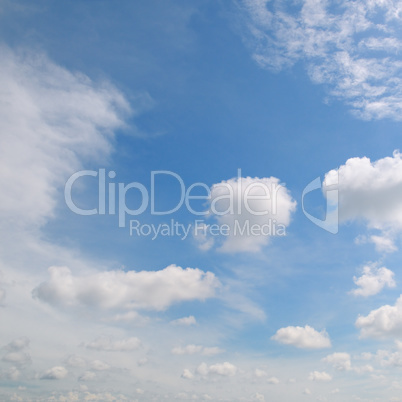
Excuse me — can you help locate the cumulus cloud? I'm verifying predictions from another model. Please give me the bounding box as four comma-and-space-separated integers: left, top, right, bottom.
3, 366, 20, 381
254, 368, 267, 378
323, 151, 402, 249
241, 0, 402, 121
2, 352, 31, 366
204, 176, 296, 253
170, 316, 197, 326
0, 45, 132, 230
271, 325, 331, 349
308, 371, 332, 382
85, 336, 141, 352
171, 345, 223, 356
78, 371, 96, 381
64, 355, 87, 368
356, 295, 402, 338
33, 264, 220, 311
181, 369, 194, 379
351, 264, 396, 297
322, 353, 352, 371
196, 362, 237, 377
41, 366, 68, 380
3, 337, 29, 352
90, 360, 110, 371
267, 376, 280, 384
369, 235, 398, 253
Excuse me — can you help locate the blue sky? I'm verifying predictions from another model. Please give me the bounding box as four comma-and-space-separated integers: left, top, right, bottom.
1, 0, 402, 400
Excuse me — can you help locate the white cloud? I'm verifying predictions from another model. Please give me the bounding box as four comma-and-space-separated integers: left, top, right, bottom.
323, 151, 402, 248
181, 369, 194, 379
351, 264, 396, 297
205, 176, 296, 253
241, 0, 402, 121
2, 352, 31, 366
78, 371, 96, 382
322, 353, 352, 371
267, 376, 280, 384
271, 325, 331, 349
64, 355, 87, 368
254, 368, 267, 378
196, 362, 237, 377
33, 264, 220, 311
137, 357, 148, 367
85, 336, 141, 352
41, 366, 68, 380
170, 316, 197, 326
0, 45, 131, 231
4, 337, 29, 352
252, 393, 265, 401
369, 235, 398, 253
171, 345, 223, 356
356, 295, 402, 338
3, 366, 20, 381
322, 352, 374, 373
308, 371, 332, 382
90, 360, 110, 371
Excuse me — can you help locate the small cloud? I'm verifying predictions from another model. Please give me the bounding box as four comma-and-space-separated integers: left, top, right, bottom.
171, 345, 223, 356
41, 366, 68, 380
85, 336, 141, 352
254, 368, 267, 378
322, 353, 351, 371
308, 371, 332, 382
196, 362, 237, 377
4, 337, 29, 351
137, 357, 148, 367
170, 316, 197, 326
181, 369, 194, 379
370, 235, 397, 253
350, 264, 395, 297
271, 325, 331, 349
64, 355, 86, 368
78, 371, 96, 381
267, 376, 279, 384
2, 352, 31, 366
356, 295, 402, 338
90, 360, 110, 371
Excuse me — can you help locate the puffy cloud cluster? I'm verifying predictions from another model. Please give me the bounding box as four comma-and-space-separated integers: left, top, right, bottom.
323, 151, 402, 250
1, 337, 31, 367
200, 176, 296, 253
196, 362, 238, 377
271, 325, 331, 349
356, 295, 402, 338
41, 366, 68, 380
322, 353, 352, 371
33, 264, 220, 311
308, 371, 332, 382
241, 0, 402, 121
322, 352, 373, 373
351, 265, 396, 297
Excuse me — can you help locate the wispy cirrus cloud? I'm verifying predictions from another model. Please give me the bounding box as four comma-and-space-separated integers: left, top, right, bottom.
240, 0, 402, 120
